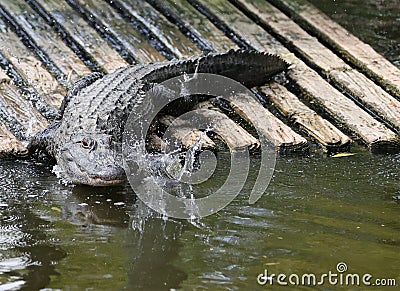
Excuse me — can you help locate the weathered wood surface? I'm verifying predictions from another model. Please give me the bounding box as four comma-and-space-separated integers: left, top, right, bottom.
0, 74, 48, 138
192, 0, 399, 152
0, 121, 27, 157
0, 0, 91, 81
69, 0, 165, 63
159, 115, 217, 150
268, 0, 400, 99
261, 83, 351, 152
33, 0, 128, 73
290, 66, 400, 152
113, 0, 202, 58
148, 0, 239, 52
0, 17, 65, 109
224, 93, 309, 152
196, 101, 260, 150
232, 0, 400, 131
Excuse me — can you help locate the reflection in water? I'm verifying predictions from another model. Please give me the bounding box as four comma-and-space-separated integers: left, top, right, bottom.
125, 211, 188, 290
0, 160, 189, 289
0, 161, 66, 290
0, 150, 400, 289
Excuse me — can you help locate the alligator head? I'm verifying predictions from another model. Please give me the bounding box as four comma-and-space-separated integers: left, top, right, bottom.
55, 132, 126, 186
29, 125, 126, 186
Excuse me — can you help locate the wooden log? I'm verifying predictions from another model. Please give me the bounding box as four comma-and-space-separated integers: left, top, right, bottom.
159, 115, 216, 150
221, 93, 309, 152
195, 101, 260, 150
0, 18, 65, 109
329, 69, 400, 131
0, 121, 27, 157
191, 0, 400, 153
69, 0, 164, 63
260, 83, 351, 152
231, 0, 400, 131
33, 0, 128, 73
112, 0, 201, 58
149, 0, 239, 52
0, 77, 48, 139
267, 0, 400, 99
0, 0, 91, 81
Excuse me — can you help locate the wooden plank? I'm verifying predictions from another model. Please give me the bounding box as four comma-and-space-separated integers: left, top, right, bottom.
290, 66, 400, 153
196, 101, 260, 150
191, 0, 400, 152
159, 115, 216, 150
223, 93, 309, 152
0, 75, 48, 139
69, 0, 164, 63
232, 0, 400, 131
261, 83, 351, 152
149, 0, 239, 52
0, 0, 91, 80
267, 0, 400, 99
329, 69, 400, 130
0, 121, 27, 157
113, 0, 202, 58
33, 0, 128, 73
0, 18, 65, 109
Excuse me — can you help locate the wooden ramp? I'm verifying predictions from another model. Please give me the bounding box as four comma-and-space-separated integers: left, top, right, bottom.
0, 0, 399, 157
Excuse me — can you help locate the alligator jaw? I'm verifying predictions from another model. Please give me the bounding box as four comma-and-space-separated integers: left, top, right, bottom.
70, 164, 127, 187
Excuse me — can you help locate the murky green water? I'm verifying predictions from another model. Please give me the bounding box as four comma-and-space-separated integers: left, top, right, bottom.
1, 1, 400, 290
307, 0, 400, 68
1, 148, 399, 290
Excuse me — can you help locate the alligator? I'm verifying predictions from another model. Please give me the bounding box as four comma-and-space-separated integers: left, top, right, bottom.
28, 50, 288, 186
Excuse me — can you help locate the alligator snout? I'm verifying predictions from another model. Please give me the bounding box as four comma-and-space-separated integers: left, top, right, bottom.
89, 164, 127, 185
